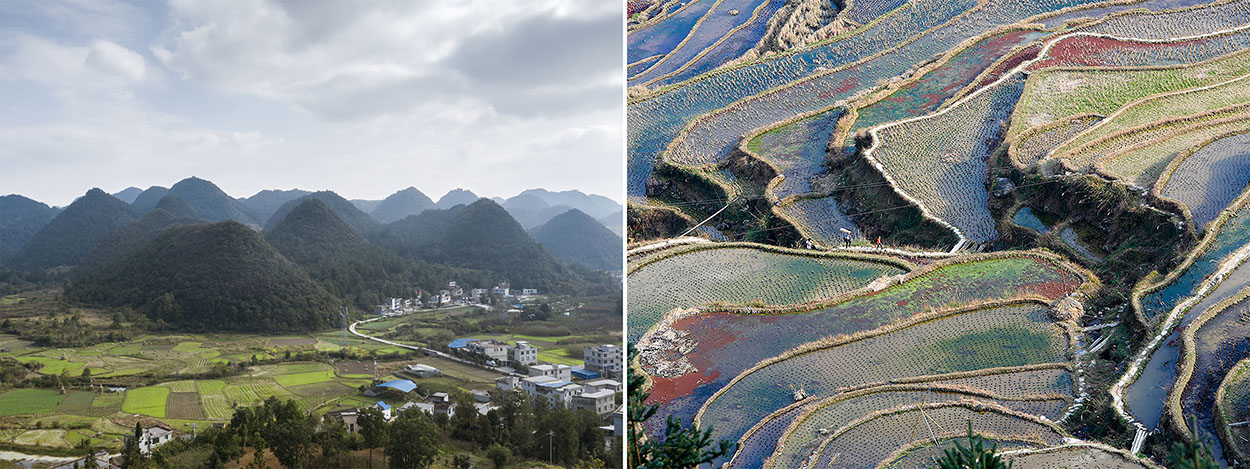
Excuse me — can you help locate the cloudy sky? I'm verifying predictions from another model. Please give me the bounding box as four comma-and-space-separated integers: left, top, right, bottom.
0, 0, 623, 206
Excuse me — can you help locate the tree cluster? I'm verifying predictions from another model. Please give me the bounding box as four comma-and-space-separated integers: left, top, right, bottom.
140, 391, 617, 468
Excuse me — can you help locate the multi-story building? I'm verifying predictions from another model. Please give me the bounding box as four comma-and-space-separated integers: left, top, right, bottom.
509, 340, 538, 365
466, 339, 508, 362
582, 378, 622, 393
572, 389, 615, 417
496, 376, 519, 392
528, 363, 572, 381
138, 427, 173, 454
584, 344, 623, 377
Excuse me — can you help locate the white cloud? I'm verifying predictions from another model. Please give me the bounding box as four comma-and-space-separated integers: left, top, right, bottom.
85, 40, 149, 82
152, 0, 621, 123
0, 0, 624, 206
0, 34, 156, 95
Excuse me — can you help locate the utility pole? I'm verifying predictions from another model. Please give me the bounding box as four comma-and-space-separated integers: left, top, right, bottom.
548, 429, 555, 464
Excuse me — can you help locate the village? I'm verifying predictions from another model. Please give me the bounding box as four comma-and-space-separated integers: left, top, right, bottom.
345, 280, 623, 430
12, 274, 622, 469
378, 281, 540, 316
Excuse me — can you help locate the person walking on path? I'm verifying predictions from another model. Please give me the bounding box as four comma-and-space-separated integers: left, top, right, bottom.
843, 233, 852, 248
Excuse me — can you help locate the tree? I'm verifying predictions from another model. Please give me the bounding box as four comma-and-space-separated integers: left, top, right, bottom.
316, 417, 350, 459
265, 410, 314, 468
213, 429, 242, 463
1169, 418, 1218, 469
449, 392, 479, 442
122, 422, 143, 468
385, 409, 440, 469
246, 437, 270, 469
485, 443, 512, 467
627, 345, 733, 468
934, 421, 1011, 469
358, 407, 388, 469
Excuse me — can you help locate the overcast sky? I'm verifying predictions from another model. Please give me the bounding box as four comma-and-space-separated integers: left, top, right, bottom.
0, 0, 623, 207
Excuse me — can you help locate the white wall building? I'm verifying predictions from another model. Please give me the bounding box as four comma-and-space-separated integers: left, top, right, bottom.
492, 282, 510, 296
572, 389, 616, 417
509, 341, 538, 365
138, 427, 173, 454
584, 344, 623, 376
521, 375, 562, 395
467, 339, 509, 362
582, 379, 622, 393
528, 364, 572, 381
496, 376, 520, 392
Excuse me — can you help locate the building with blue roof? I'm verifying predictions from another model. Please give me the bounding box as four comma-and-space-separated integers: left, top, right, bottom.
571, 366, 600, 380
374, 401, 392, 420
447, 338, 479, 349
376, 379, 417, 393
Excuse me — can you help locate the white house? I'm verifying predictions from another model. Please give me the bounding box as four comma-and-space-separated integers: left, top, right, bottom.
471, 288, 488, 300
528, 364, 572, 381
496, 376, 520, 392
532, 381, 582, 409
509, 341, 538, 365
584, 344, 623, 376
521, 375, 561, 395
374, 401, 393, 420
138, 427, 173, 454
572, 389, 615, 417
399, 401, 434, 415
582, 379, 622, 393
492, 282, 511, 296
521, 288, 539, 296
404, 363, 441, 378
467, 339, 509, 362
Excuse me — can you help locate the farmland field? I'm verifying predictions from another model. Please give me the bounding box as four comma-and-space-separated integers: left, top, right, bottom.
627, 243, 907, 339
122, 386, 170, 417
0, 324, 442, 455
626, 0, 1245, 465
0, 389, 67, 416
1218, 358, 1250, 461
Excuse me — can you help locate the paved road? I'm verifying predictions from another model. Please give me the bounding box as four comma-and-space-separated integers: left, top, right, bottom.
349, 317, 520, 377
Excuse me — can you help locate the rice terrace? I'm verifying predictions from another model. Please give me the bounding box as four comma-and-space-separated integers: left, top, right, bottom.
627, 0, 1250, 466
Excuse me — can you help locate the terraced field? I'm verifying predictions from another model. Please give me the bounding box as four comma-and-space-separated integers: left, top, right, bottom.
1157, 131, 1250, 229
632, 250, 1090, 465
1217, 358, 1250, 462
1166, 288, 1250, 460
627, 243, 908, 339
700, 302, 1073, 456
628, 0, 1248, 465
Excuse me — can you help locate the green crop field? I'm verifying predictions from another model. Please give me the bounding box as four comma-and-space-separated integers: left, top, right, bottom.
274, 362, 332, 374
0, 389, 67, 416
123, 386, 171, 418
274, 370, 337, 387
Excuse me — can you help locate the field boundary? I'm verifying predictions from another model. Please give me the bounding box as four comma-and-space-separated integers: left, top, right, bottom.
1165, 286, 1250, 439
